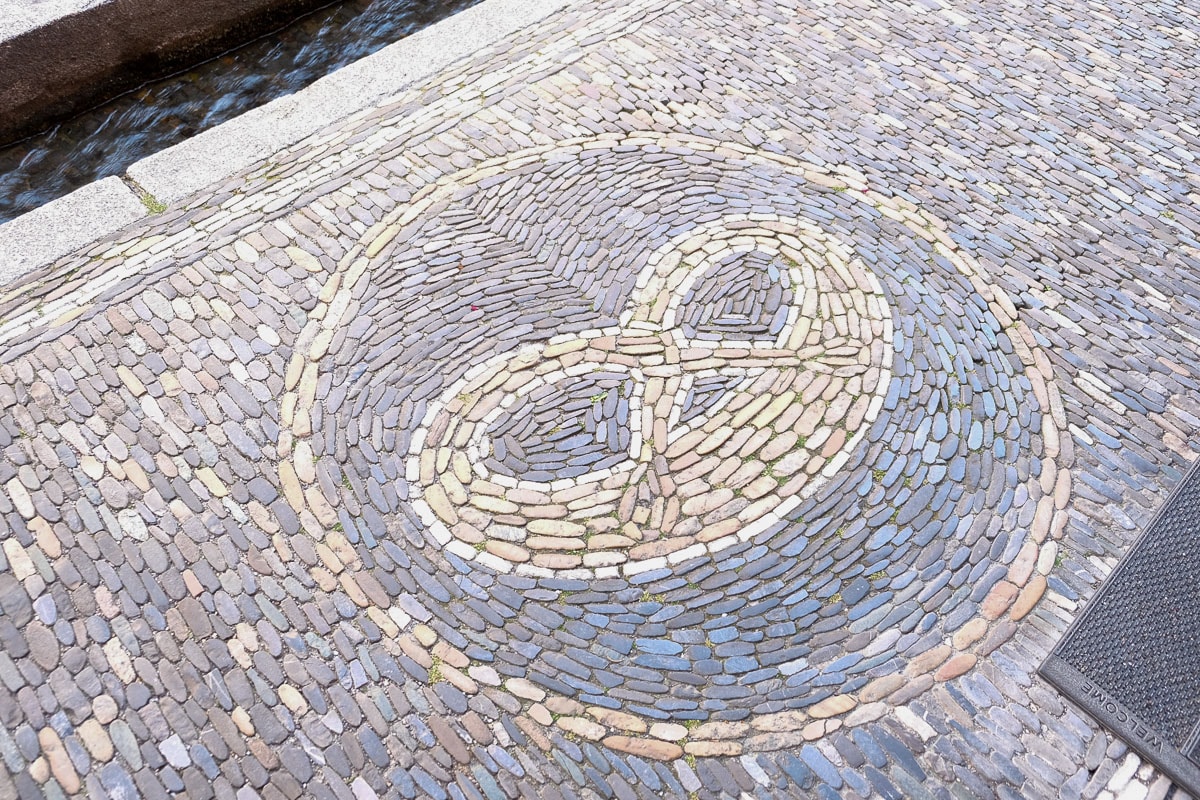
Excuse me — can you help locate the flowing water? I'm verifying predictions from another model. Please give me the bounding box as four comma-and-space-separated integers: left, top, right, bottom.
0, 0, 481, 224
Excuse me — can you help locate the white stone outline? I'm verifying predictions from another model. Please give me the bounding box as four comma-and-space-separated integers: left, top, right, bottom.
407, 215, 897, 578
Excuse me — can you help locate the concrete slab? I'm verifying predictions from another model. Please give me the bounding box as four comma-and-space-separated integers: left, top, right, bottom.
0, 175, 144, 286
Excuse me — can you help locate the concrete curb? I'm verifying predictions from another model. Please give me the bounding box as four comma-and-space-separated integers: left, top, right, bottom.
0, 176, 146, 287
127, 0, 571, 205
0, 0, 572, 289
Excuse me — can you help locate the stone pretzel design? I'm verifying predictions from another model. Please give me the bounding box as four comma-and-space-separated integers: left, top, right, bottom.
408, 217, 895, 577
275, 136, 1071, 756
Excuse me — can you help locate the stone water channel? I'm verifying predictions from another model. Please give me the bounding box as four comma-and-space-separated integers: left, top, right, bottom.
0, 0, 480, 225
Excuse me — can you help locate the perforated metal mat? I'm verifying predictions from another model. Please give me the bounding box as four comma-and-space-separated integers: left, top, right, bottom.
1042, 459, 1200, 795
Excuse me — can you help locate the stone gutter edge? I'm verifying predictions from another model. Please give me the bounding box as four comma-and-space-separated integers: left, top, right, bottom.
0, 0, 573, 289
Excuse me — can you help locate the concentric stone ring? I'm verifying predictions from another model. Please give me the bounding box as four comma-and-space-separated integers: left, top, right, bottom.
409, 218, 893, 578
277, 133, 1071, 757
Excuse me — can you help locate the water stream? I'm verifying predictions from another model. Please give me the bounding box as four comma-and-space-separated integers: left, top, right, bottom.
0, 0, 481, 224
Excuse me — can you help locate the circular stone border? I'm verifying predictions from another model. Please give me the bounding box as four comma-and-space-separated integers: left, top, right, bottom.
275, 132, 1073, 758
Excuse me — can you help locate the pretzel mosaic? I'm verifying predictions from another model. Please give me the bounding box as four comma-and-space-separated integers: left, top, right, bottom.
276, 134, 1070, 757
409, 217, 893, 577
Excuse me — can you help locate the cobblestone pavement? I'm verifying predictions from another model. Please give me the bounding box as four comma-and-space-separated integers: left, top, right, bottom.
1, 0, 1200, 796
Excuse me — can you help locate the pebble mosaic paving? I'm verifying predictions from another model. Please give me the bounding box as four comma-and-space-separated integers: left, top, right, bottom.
0, 0, 1199, 797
